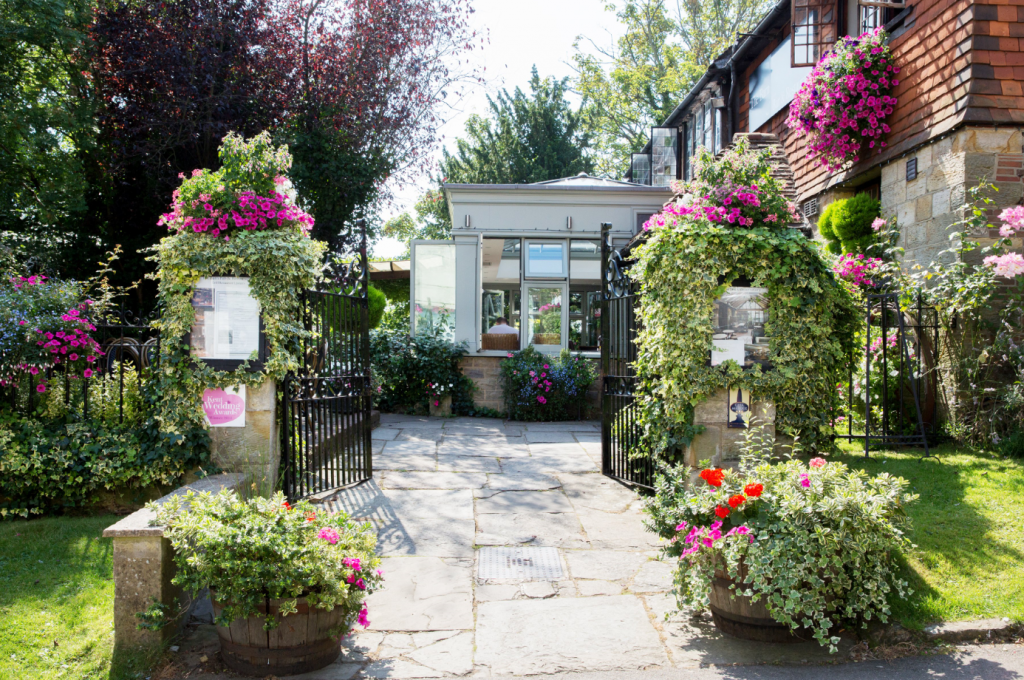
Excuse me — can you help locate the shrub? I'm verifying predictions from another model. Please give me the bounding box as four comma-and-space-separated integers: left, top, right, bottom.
0, 407, 209, 518
370, 329, 471, 413
499, 347, 598, 421
644, 425, 916, 651
150, 490, 381, 631
367, 285, 386, 329
999, 429, 1024, 458
818, 194, 880, 255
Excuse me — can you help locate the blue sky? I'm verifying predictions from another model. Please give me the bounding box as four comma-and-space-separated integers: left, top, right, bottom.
373, 0, 625, 258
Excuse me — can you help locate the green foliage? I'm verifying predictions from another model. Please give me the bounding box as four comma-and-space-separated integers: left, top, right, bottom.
151, 134, 325, 433
499, 347, 598, 421
370, 328, 471, 413
151, 490, 380, 630
645, 425, 917, 650
572, 0, 771, 174
0, 406, 210, 518
367, 285, 387, 329
633, 145, 858, 456
822, 193, 880, 255
0, 0, 96, 268
998, 430, 1024, 458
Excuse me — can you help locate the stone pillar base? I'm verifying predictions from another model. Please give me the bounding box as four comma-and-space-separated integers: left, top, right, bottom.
685, 388, 776, 468
210, 379, 278, 490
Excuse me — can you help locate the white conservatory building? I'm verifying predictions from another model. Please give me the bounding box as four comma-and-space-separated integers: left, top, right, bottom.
408, 174, 671, 411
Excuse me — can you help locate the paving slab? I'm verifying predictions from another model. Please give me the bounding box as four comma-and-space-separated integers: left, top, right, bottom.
578, 579, 624, 596
393, 430, 445, 443
474, 584, 521, 602
371, 428, 400, 441
476, 512, 588, 548
503, 453, 598, 474
381, 471, 488, 490
521, 421, 601, 431
483, 472, 562, 491
360, 658, 443, 678
564, 549, 649, 582
436, 454, 502, 474
578, 506, 662, 550
366, 556, 473, 631
437, 437, 530, 458
525, 431, 579, 443
475, 489, 575, 514
406, 631, 474, 675
315, 478, 390, 520
559, 473, 639, 513
373, 451, 437, 472
475, 596, 669, 675
376, 516, 474, 558
383, 489, 474, 520
631, 559, 676, 593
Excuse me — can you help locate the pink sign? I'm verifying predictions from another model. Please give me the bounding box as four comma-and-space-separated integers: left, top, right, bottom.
203, 387, 245, 427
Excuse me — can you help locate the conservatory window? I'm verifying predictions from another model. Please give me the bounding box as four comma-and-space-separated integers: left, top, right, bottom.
569, 240, 601, 352
481, 238, 521, 351
524, 240, 568, 279
411, 242, 456, 339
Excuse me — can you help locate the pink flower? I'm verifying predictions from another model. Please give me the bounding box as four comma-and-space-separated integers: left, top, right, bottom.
357, 605, 370, 628
984, 253, 1024, 278
809, 457, 827, 468
343, 557, 362, 571
83, 369, 94, 378
18, 320, 26, 326
36, 383, 46, 393
69, 353, 78, 361
318, 527, 340, 544
871, 217, 886, 232
537, 395, 547, 404
799, 474, 810, 488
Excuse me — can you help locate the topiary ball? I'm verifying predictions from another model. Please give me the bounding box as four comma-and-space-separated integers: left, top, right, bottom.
368, 285, 387, 329
831, 193, 880, 254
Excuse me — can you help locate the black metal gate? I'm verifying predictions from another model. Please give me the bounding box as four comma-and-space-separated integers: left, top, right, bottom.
281, 220, 373, 499
600, 223, 655, 490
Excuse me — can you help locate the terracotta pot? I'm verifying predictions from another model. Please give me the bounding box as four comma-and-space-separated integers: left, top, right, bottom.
211, 596, 347, 676
429, 394, 452, 417
708, 566, 808, 643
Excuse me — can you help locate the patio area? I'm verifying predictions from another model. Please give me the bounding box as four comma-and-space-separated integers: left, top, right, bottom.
295, 415, 847, 679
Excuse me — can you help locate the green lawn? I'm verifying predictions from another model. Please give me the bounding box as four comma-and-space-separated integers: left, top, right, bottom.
0, 514, 152, 680
836, 442, 1024, 629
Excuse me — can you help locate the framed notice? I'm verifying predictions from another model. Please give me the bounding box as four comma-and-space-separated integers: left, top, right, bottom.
190, 276, 266, 371
203, 386, 246, 428
711, 286, 771, 369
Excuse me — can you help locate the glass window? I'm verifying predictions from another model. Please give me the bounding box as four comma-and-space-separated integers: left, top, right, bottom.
481, 238, 521, 350
569, 240, 601, 352
527, 285, 565, 349
652, 127, 678, 186
630, 153, 651, 185
703, 101, 714, 151
412, 242, 456, 339
711, 287, 770, 368
525, 241, 567, 278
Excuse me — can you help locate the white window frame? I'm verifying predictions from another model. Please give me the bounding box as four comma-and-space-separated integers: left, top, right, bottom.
409, 239, 458, 337
522, 280, 569, 353
523, 239, 569, 280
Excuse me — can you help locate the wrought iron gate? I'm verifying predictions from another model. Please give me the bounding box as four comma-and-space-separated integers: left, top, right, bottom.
281, 220, 373, 499
600, 223, 655, 490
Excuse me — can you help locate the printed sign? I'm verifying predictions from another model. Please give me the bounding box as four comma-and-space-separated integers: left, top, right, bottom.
727, 386, 752, 429
203, 385, 246, 427
711, 286, 770, 368
191, 277, 260, 361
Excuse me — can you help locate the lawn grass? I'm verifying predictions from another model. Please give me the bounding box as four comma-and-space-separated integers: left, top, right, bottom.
0, 514, 155, 680
835, 442, 1024, 629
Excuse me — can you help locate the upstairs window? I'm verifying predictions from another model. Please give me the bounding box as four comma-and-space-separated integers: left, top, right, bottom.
630, 152, 651, 185
792, 0, 837, 67
651, 127, 679, 186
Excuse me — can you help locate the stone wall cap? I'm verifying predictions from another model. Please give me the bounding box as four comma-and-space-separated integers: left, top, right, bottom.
102, 473, 246, 538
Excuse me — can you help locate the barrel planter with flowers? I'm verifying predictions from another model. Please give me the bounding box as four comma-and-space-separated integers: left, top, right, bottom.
148, 490, 381, 676
644, 429, 916, 651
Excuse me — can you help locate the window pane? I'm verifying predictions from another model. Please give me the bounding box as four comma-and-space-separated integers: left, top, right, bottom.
527, 286, 563, 347
569, 240, 600, 351
413, 243, 456, 338
526, 241, 567, 278
481, 238, 521, 349
711, 287, 770, 368
652, 127, 678, 186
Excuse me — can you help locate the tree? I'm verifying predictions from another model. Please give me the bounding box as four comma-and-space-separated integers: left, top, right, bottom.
278, 0, 481, 248
385, 67, 594, 248
0, 0, 96, 271
573, 0, 772, 175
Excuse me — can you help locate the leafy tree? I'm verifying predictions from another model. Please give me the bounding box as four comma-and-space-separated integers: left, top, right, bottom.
574, 0, 772, 175
0, 0, 96, 271
385, 68, 593, 248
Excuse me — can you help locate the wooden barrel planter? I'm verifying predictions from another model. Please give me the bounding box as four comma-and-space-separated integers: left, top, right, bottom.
708, 568, 808, 644
212, 596, 347, 676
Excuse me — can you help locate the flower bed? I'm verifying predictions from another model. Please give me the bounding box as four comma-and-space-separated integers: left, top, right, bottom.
644, 427, 916, 650
499, 347, 597, 421
787, 28, 898, 171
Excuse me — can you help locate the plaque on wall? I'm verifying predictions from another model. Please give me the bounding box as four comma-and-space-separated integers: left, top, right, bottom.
190, 277, 261, 361
203, 385, 246, 428
711, 286, 770, 368
727, 386, 752, 429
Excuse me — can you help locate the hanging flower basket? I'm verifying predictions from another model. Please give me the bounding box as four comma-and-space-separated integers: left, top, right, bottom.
786, 28, 899, 171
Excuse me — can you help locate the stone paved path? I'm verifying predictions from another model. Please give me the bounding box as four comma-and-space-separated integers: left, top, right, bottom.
281, 415, 847, 680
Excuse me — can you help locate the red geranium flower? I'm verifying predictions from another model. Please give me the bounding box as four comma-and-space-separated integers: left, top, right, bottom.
700, 468, 725, 487
727, 494, 746, 509
744, 483, 764, 498
282, 501, 292, 510
714, 505, 730, 518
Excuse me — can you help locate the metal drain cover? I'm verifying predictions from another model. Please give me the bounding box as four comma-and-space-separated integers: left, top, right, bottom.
477, 547, 564, 580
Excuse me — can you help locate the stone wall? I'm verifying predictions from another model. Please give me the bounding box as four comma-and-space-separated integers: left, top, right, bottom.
209, 379, 278, 489
880, 127, 1024, 270
459, 356, 602, 418
685, 389, 775, 467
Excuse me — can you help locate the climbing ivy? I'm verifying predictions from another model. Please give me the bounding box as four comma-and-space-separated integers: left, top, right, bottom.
632, 144, 859, 456
150, 134, 326, 432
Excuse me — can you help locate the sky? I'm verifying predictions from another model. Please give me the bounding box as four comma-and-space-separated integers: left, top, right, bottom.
371, 0, 626, 259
